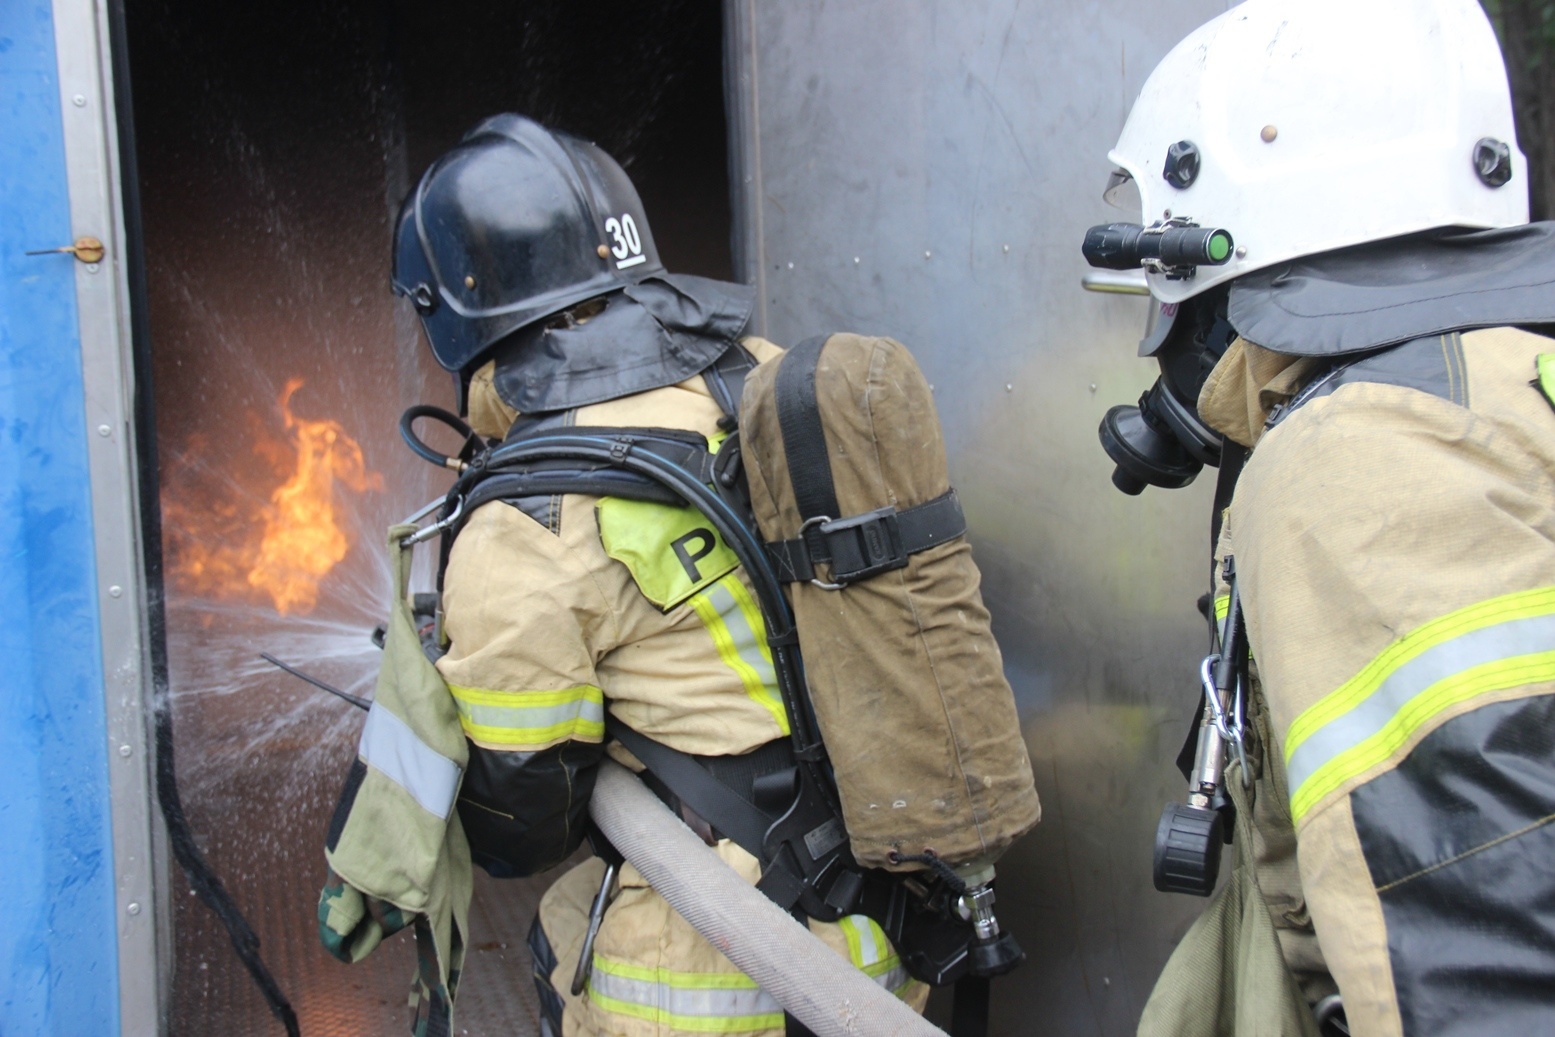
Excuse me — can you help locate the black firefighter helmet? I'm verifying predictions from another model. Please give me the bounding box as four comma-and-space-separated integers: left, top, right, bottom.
392, 113, 665, 374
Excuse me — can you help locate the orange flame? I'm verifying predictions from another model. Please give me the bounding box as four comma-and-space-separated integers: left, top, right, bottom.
164, 378, 382, 615
245, 379, 384, 613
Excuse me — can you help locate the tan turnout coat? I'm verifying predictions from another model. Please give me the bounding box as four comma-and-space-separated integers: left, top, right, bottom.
1142, 328, 1555, 1036
443, 339, 929, 1037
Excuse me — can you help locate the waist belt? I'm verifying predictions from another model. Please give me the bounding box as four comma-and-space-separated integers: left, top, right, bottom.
765, 489, 966, 586
606, 717, 795, 862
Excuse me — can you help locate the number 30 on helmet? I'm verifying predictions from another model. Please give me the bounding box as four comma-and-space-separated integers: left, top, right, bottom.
392, 113, 666, 375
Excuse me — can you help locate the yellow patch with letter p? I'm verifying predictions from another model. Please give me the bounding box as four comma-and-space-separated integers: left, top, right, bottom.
597, 497, 740, 610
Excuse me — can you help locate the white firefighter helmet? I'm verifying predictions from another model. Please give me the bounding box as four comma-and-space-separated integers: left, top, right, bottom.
1106, 0, 1529, 303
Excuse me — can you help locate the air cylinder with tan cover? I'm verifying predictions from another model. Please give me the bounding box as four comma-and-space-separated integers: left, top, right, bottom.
740, 333, 1039, 869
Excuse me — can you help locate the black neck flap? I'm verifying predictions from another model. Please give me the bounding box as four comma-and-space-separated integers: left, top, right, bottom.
490, 272, 756, 414
1229, 222, 1555, 357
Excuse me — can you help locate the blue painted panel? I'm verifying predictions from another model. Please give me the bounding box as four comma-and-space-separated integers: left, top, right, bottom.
0, 4, 121, 1035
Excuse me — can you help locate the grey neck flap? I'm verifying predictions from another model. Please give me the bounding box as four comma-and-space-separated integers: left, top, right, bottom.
1229, 222, 1555, 357
490, 272, 756, 414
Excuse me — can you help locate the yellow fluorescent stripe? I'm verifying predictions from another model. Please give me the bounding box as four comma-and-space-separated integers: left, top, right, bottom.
863, 955, 904, 979
592, 956, 760, 989
446, 683, 603, 708
1285, 585, 1555, 757
839, 916, 864, 966
1291, 650, 1555, 823
689, 580, 789, 733
1213, 594, 1230, 622
459, 718, 605, 747
587, 992, 783, 1033
724, 574, 774, 668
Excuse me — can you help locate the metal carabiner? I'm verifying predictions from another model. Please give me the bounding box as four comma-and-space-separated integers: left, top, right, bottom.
570, 860, 620, 996
1200, 653, 1250, 786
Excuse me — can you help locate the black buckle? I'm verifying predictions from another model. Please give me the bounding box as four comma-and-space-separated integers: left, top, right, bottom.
816, 506, 907, 586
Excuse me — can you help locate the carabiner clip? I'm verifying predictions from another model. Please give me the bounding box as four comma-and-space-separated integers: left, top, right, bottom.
1200, 653, 1250, 786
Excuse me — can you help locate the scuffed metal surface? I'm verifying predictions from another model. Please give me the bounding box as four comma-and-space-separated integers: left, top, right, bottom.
730, 3, 1234, 1032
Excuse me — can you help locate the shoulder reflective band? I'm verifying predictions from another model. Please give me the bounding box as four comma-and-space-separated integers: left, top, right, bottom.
1285, 585, 1555, 824
688, 573, 789, 735
838, 915, 915, 996
586, 955, 785, 1032
446, 683, 605, 750
1214, 593, 1230, 623
358, 703, 462, 819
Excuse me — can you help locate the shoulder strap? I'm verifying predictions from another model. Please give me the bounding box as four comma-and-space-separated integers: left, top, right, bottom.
607, 718, 776, 862
775, 335, 842, 522
1264, 332, 1470, 433
702, 342, 758, 420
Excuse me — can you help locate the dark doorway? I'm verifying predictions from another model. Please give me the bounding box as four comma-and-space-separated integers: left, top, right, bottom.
123, 2, 730, 1032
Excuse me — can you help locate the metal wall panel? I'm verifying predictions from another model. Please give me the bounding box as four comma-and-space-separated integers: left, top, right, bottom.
51, 0, 166, 1029
0, 0, 158, 1032
728, 3, 1232, 1032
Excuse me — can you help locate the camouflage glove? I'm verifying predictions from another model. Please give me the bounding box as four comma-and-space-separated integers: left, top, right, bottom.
317, 867, 414, 963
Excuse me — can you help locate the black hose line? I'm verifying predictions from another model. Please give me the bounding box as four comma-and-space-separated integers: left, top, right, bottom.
153, 683, 300, 1036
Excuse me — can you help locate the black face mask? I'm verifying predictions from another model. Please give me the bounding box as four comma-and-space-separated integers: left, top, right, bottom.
1099, 287, 1234, 495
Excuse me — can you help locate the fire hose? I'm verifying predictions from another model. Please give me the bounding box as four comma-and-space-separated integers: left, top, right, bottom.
588, 759, 949, 1037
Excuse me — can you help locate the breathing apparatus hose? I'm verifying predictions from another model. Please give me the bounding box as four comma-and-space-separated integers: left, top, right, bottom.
589, 759, 947, 1037
463, 434, 829, 772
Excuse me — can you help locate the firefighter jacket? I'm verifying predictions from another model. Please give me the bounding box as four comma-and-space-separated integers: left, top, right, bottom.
1143, 325, 1555, 1037
319, 524, 472, 1036
444, 341, 929, 1036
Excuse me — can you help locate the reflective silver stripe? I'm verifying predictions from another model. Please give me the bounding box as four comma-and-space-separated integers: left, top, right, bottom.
840, 915, 913, 995
450, 688, 606, 746
848, 914, 883, 964
690, 576, 787, 733
705, 578, 777, 689
358, 704, 461, 819
587, 967, 782, 1022
1285, 612, 1555, 799
875, 964, 913, 994
457, 695, 604, 731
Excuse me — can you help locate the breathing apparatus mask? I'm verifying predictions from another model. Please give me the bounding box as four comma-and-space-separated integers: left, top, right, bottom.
1091, 280, 1236, 496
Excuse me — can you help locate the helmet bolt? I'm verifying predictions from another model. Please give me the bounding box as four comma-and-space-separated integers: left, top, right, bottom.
596, 244, 611, 259
1162, 140, 1201, 189
1260, 124, 1278, 143
1473, 137, 1513, 188
410, 283, 437, 313
463, 275, 476, 289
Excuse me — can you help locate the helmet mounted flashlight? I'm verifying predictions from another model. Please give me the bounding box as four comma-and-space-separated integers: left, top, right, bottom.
1082, 219, 1233, 280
